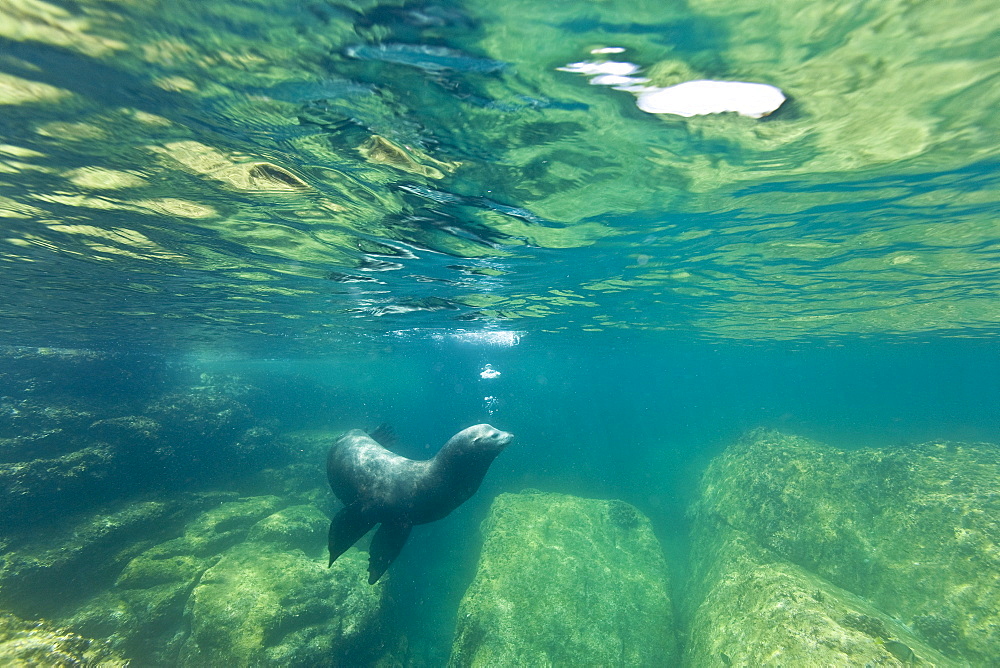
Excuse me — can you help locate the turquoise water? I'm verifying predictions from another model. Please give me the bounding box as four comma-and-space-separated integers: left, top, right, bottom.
1, 0, 999, 664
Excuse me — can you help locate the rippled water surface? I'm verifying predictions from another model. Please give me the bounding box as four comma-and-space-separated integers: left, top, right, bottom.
2, 0, 998, 351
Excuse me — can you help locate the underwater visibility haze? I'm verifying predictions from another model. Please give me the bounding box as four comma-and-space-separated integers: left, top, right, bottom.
0, 0, 999, 665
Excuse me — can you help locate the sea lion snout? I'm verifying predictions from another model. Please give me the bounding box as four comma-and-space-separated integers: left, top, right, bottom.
464, 423, 513, 451
491, 428, 514, 448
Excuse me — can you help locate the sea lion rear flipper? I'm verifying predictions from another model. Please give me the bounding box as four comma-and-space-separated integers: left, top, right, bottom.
328, 504, 375, 567
367, 522, 412, 584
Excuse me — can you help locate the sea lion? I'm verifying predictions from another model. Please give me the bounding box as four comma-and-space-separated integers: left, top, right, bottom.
327, 423, 513, 584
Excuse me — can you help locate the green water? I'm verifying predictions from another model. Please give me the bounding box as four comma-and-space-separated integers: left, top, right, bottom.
0, 0, 999, 665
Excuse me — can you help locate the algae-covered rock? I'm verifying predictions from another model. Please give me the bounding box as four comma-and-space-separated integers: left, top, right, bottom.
180, 538, 384, 666
683, 523, 953, 667
179, 504, 387, 666
0, 444, 120, 526
449, 491, 677, 667
0, 612, 126, 666
0, 372, 287, 528
66, 495, 288, 662
692, 430, 1000, 664
0, 398, 94, 441
0, 346, 165, 408
0, 496, 206, 618
66, 498, 389, 666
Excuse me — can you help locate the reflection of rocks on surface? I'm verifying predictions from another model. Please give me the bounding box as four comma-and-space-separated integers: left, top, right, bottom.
358, 134, 460, 179
0, 612, 125, 666
449, 490, 677, 667
687, 429, 999, 665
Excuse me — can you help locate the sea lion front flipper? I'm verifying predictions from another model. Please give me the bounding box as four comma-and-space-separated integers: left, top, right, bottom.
328, 504, 375, 567
367, 522, 412, 584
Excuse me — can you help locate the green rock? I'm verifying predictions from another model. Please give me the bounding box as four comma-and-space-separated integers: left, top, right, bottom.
0, 445, 118, 525
449, 491, 677, 667
65, 498, 390, 666
0, 611, 125, 666
245, 503, 330, 553
0, 496, 196, 617
179, 505, 386, 666
66, 495, 291, 662
683, 523, 953, 667
0, 398, 94, 442
145, 388, 252, 442
155, 495, 287, 557
692, 430, 1000, 664
0, 373, 288, 527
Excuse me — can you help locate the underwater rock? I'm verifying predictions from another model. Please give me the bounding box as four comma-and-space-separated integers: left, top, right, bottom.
88, 414, 161, 447
145, 391, 253, 443
0, 373, 286, 527
449, 491, 677, 667
130, 376, 287, 475
0, 493, 233, 619
180, 505, 387, 666
0, 409, 139, 525
0, 399, 97, 468
0, 612, 125, 666
63, 497, 391, 666
0, 398, 94, 440
683, 522, 952, 666
0, 346, 166, 408
64, 495, 286, 661
693, 430, 1000, 664
0, 445, 121, 528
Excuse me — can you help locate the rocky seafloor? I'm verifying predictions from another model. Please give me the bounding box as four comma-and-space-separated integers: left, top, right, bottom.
1, 350, 998, 666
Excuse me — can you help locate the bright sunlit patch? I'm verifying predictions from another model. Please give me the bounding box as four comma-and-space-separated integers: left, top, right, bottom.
558, 55, 785, 119
636, 80, 786, 118
557, 60, 642, 77
387, 329, 523, 346
451, 330, 522, 347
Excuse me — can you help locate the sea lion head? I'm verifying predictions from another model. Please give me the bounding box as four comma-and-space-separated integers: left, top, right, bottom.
445, 423, 513, 459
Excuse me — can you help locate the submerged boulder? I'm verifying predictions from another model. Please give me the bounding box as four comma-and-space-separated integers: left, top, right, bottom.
0, 346, 165, 408
689, 429, 1000, 664
0, 373, 286, 527
449, 490, 677, 667
65, 498, 389, 666
0, 612, 125, 666
179, 504, 386, 666
60, 494, 285, 661
0, 496, 205, 618
684, 523, 952, 666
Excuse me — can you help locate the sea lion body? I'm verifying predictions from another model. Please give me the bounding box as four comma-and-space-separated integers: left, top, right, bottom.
327, 423, 512, 583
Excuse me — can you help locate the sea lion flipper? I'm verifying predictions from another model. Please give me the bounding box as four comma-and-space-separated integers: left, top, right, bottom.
367, 522, 412, 584
328, 504, 375, 567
